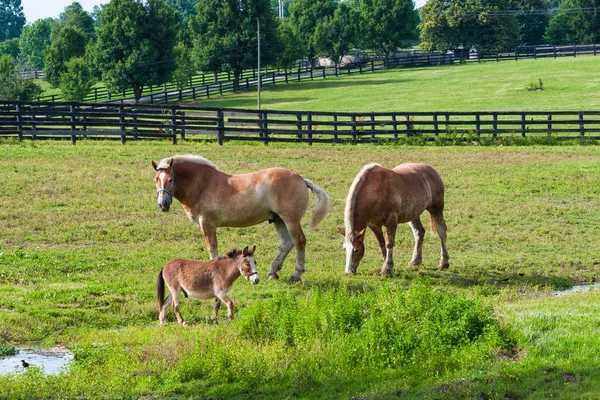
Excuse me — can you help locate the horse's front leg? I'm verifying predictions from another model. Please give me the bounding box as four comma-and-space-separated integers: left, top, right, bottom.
369, 225, 386, 260
216, 294, 234, 321
381, 221, 397, 276
200, 219, 219, 260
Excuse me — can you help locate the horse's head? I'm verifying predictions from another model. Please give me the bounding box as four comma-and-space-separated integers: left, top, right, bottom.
239, 245, 260, 284
152, 158, 175, 212
339, 228, 366, 274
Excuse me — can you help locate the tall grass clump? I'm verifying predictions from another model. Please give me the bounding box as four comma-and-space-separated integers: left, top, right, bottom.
172, 279, 515, 396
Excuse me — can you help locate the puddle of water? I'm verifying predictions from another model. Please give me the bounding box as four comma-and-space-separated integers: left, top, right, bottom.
0, 346, 73, 376
554, 283, 600, 297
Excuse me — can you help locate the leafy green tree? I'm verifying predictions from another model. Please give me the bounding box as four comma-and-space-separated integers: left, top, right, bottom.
313, 3, 357, 63
94, 0, 180, 101
510, 0, 550, 45
165, 0, 196, 24
54, 2, 96, 42
59, 57, 96, 102
90, 4, 105, 28
419, 0, 519, 53
357, 0, 418, 56
43, 26, 87, 87
0, 0, 26, 41
19, 18, 54, 69
288, 0, 337, 63
171, 42, 195, 89
545, 0, 600, 44
274, 18, 304, 68
0, 54, 42, 100
190, 0, 281, 88
0, 37, 19, 57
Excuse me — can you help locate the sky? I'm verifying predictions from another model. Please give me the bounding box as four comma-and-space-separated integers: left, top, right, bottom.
20, 0, 427, 24
21, 0, 109, 24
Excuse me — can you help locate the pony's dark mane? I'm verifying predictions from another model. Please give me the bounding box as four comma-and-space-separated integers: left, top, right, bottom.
225, 248, 243, 259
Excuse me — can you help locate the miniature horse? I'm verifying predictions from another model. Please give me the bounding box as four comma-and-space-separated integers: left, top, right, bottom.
341, 163, 449, 275
157, 246, 259, 325
152, 155, 330, 282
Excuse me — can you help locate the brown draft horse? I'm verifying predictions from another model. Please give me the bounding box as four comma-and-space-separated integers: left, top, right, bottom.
157, 246, 259, 325
152, 155, 330, 282
341, 163, 449, 275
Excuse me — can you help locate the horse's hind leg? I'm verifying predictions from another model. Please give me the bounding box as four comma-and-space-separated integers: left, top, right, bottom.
216, 293, 234, 321
430, 210, 450, 270
171, 290, 187, 326
200, 220, 219, 260
285, 220, 306, 282
211, 298, 222, 324
268, 221, 295, 280
159, 293, 173, 325
408, 218, 425, 267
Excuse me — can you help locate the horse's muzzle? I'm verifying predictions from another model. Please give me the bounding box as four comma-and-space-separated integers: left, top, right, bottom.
158, 202, 171, 212
249, 274, 260, 284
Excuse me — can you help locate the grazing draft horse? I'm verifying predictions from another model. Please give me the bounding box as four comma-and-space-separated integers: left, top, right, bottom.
152, 155, 330, 282
341, 163, 449, 275
157, 246, 259, 325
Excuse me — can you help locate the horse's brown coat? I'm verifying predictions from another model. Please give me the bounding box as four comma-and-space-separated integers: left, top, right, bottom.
343, 163, 449, 275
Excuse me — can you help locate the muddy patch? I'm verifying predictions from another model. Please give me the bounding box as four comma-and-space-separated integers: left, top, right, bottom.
554, 283, 600, 297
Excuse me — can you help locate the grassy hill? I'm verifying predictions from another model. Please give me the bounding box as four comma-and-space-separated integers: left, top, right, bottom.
188, 56, 600, 112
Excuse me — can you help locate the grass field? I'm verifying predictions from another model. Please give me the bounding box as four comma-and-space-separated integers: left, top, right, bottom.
187, 56, 600, 112
1, 140, 600, 398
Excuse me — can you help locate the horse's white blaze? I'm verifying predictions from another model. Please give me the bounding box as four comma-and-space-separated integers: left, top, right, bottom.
247, 256, 260, 284
344, 241, 354, 273
157, 171, 169, 204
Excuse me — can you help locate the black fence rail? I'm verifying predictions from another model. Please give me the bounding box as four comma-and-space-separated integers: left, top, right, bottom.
1, 101, 599, 145
467, 43, 600, 62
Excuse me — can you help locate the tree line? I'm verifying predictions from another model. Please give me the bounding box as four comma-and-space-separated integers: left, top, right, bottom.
0, 0, 598, 102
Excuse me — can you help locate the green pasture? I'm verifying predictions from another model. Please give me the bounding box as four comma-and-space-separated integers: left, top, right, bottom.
1, 140, 600, 398
190, 56, 600, 112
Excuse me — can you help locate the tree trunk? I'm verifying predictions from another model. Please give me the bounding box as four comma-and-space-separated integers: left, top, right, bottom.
213, 71, 218, 84
134, 85, 143, 102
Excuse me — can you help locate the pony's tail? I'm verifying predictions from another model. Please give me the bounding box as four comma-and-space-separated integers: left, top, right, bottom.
428, 212, 441, 237
305, 179, 330, 232
157, 268, 165, 310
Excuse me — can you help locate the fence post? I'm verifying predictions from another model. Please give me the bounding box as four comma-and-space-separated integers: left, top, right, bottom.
206, 85, 210, 98
370, 112, 375, 139
351, 114, 357, 145
579, 112, 584, 137
15, 103, 23, 141
219, 82, 223, 96
475, 113, 480, 138
296, 114, 303, 138
298, 67, 301, 82
170, 106, 177, 145
217, 110, 224, 145
547, 114, 552, 136
307, 114, 313, 146
70, 105, 77, 144
333, 114, 338, 141
433, 113, 439, 136
179, 89, 183, 102
492, 113, 498, 139
180, 111, 185, 140
521, 112, 526, 137
261, 111, 269, 146
192, 87, 196, 100
285, 69, 288, 83
132, 108, 138, 140
30, 106, 37, 140
119, 104, 126, 144
554, 46, 557, 58
574, 45, 577, 57
392, 114, 398, 140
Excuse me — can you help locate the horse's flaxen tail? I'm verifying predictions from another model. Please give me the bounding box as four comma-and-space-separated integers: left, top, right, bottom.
428, 213, 438, 237
305, 179, 330, 232
157, 268, 165, 310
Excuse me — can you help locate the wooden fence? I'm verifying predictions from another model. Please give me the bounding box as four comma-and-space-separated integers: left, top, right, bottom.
1, 101, 599, 145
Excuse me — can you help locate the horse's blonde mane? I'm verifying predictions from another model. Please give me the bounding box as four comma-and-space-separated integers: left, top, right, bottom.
157, 154, 218, 170
344, 163, 381, 241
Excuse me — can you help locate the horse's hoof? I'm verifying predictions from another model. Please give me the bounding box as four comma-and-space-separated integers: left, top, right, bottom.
181, 321, 188, 327
288, 275, 302, 283
268, 273, 279, 280
438, 263, 450, 270
380, 269, 393, 276
408, 259, 422, 267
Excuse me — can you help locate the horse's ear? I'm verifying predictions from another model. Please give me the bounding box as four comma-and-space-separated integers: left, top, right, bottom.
355, 228, 366, 238
168, 158, 173, 169
151, 160, 158, 171
242, 246, 249, 255
338, 228, 346, 236
251, 245, 256, 254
